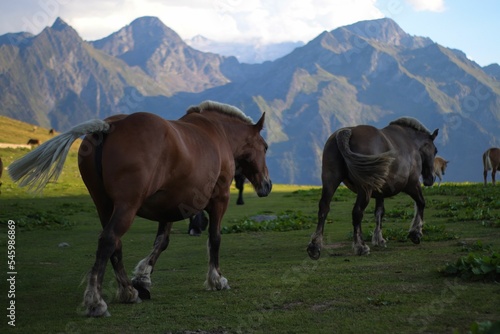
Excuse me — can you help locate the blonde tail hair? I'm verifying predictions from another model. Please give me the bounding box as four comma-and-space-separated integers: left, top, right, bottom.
8, 119, 110, 193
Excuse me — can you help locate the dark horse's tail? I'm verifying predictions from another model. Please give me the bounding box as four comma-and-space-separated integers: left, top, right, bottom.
8, 119, 110, 192
336, 129, 395, 192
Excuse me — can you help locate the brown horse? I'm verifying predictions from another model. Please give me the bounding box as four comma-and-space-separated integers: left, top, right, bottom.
433, 156, 449, 187
483, 147, 500, 185
307, 117, 438, 259
8, 101, 272, 317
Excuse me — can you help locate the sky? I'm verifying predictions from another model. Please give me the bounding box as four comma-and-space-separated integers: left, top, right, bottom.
0, 0, 498, 66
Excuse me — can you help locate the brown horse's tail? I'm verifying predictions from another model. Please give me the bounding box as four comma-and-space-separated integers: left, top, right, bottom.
8, 119, 110, 193
483, 149, 492, 171
336, 129, 395, 192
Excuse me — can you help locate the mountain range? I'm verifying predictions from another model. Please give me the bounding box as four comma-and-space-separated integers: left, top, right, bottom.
0, 16, 499, 184
185, 35, 304, 64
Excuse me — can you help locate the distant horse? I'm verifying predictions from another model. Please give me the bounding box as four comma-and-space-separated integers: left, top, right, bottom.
26, 138, 40, 145
235, 164, 246, 205
9, 100, 272, 317
483, 147, 500, 185
307, 117, 438, 259
49, 128, 55, 135
433, 156, 449, 186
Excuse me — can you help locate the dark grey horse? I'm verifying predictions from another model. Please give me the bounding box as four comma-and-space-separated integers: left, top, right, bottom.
307, 117, 438, 259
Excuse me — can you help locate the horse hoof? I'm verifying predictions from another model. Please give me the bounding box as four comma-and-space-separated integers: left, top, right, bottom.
307, 244, 321, 260
408, 232, 421, 244
353, 243, 370, 256
217, 276, 230, 290
133, 284, 151, 300
86, 307, 111, 318
189, 229, 202, 236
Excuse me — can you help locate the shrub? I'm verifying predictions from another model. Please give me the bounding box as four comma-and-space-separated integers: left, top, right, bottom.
440, 252, 500, 282
222, 210, 314, 234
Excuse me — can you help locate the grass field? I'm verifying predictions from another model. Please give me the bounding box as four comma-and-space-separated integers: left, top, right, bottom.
1, 141, 500, 333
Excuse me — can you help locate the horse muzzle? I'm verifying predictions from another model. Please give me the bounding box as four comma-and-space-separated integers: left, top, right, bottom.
423, 176, 434, 187
256, 179, 272, 197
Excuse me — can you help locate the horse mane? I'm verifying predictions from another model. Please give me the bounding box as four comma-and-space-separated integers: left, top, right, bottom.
186, 100, 254, 124
389, 117, 431, 135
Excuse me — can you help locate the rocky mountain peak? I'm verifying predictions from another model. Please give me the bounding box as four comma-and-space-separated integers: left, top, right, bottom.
341, 18, 432, 49
51, 17, 71, 31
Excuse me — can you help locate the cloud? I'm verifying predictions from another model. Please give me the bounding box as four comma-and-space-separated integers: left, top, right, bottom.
0, 0, 385, 43
405, 0, 446, 12
182, 0, 385, 43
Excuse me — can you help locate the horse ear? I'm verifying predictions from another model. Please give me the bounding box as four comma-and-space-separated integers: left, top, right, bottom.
255, 112, 265, 132
430, 129, 438, 140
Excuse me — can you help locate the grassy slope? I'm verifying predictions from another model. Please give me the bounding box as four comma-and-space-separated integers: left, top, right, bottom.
0, 118, 499, 334
0, 115, 54, 144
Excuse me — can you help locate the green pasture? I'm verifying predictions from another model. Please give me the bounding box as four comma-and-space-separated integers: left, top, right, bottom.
1, 146, 500, 334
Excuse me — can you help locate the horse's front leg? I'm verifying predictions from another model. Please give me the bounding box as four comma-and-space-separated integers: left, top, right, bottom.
132, 221, 173, 299
407, 186, 425, 244
372, 197, 387, 247
352, 190, 371, 255
205, 200, 230, 290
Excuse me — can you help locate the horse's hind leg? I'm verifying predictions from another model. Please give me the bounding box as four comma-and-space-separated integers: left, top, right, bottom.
84, 205, 139, 317
372, 197, 387, 247
110, 239, 141, 304
90, 197, 139, 307
307, 178, 341, 260
352, 190, 371, 255
132, 221, 173, 300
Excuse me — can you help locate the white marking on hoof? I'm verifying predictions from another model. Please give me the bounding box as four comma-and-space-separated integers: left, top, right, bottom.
84, 289, 109, 317
205, 268, 230, 290
353, 242, 370, 256
372, 231, 387, 247
117, 285, 141, 304
132, 258, 153, 291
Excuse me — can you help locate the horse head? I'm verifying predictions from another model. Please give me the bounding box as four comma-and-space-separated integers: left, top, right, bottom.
235, 113, 272, 197
420, 129, 439, 186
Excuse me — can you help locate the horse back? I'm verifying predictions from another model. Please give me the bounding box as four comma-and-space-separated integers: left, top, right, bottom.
348, 125, 393, 155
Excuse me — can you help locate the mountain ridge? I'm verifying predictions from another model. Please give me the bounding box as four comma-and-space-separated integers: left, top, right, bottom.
0, 16, 498, 184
